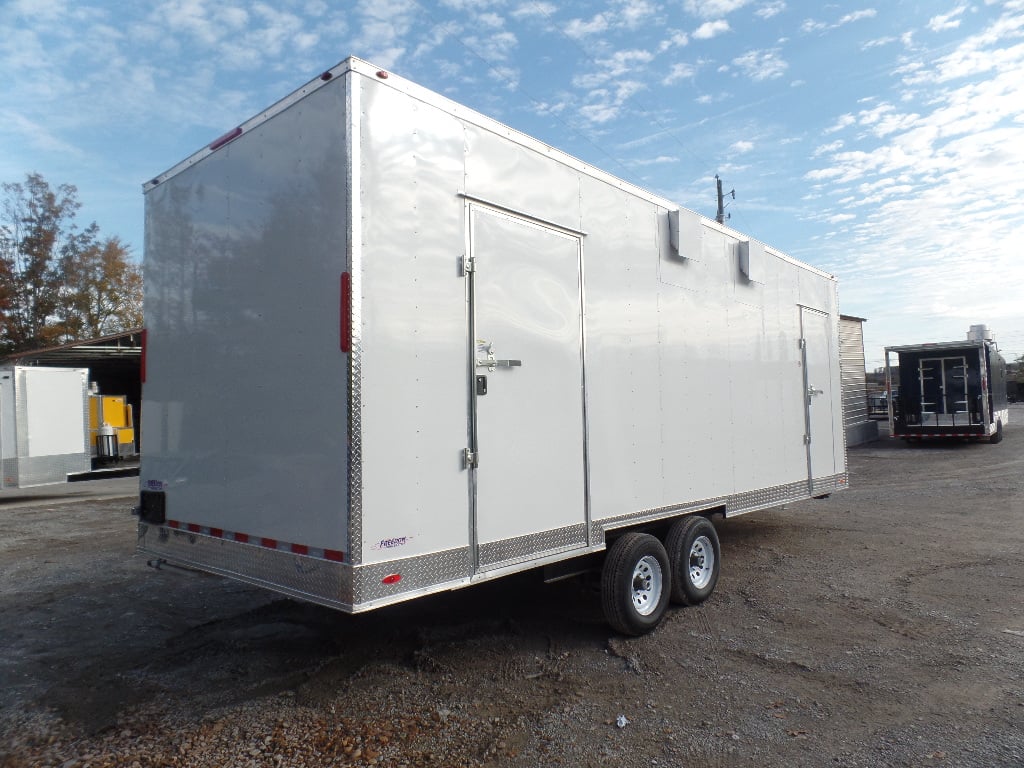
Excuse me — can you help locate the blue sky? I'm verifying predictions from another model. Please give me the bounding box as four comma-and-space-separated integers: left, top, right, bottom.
3, 0, 1023, 368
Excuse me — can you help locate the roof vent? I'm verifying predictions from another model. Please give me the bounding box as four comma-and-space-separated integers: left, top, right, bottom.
967, 324, 991, 342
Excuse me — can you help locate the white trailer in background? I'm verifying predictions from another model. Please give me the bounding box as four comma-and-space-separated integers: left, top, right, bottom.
138, 57, 846, 634
0, 366, 91, 488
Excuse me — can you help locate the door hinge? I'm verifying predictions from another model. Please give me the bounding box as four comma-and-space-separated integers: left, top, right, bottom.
799, 338, 807, 349
460, 255, 475, 275
803, 434, 811, 445
464, 448, 478, 469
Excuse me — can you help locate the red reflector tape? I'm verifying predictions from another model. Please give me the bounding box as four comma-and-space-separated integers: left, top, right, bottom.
160, 520, 345, 563
208, 126, 242, 151
382, 573, 402, 585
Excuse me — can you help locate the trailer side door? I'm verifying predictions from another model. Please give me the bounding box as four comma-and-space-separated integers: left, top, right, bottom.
800, 307, 839, 482
466, 204, 588, 572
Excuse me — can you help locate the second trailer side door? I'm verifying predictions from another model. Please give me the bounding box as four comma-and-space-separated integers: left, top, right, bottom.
467, 204, 588, 572
800, 306, 839, 482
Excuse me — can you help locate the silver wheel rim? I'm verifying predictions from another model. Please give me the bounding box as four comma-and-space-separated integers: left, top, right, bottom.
688, 535, 715, 590
631, 555, 663, 616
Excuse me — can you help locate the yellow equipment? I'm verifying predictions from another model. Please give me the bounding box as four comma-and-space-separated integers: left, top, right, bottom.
89, 394, 136, 459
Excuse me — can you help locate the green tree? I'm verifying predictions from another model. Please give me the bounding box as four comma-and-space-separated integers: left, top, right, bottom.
0, 173, 141, 353
57, 232, 142, 339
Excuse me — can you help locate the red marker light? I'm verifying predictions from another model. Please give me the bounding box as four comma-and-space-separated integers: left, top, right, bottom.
208, 126, 242, 151
140, 328, 147, 383
382, 573, 402, 585
376, 70, 389, 79
320, 71, 333, 81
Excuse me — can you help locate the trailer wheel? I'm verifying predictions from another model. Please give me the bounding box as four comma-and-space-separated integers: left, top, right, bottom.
601, 533, 671, 636
665, 516, 720, 606
991, 420, 1003, 444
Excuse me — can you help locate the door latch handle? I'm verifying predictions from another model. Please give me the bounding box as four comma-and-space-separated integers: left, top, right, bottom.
475, 358, 522, 371
807, 386, 824, 397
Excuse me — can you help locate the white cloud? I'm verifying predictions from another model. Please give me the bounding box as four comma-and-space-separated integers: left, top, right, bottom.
693, 20, 730, 39
633, 155, 681, 166
731, 140, 754, 152
565, 14, 610, 38
862, 36, 896, 49
927, 6, 967, 32
477, 12, 504, 28
683, 0, 752, 18
663, 62, 696, 84
618, 0, 658, 28
824, 113, 856, 133
755, 1, 785, 19
0, 109, 87, 158
802, 8, 877, 34
838, 9, 877, 25
560, 0, 658, 38
511, 2, 556, 19
659, 30, 690, 50
813, 140, 845, 157
731, 48, 787, 80
805, 6, 1024, 354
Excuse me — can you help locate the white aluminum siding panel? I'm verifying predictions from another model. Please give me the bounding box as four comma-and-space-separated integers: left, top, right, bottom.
142, 80, 350, 553
355, 77, 472, 565
576, 177, 665, 519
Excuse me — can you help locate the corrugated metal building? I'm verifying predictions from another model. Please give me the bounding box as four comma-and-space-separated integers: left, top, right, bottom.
839, 315, 878, 446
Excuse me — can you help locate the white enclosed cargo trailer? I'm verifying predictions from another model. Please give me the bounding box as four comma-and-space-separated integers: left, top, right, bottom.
138, 57, 846, 634
1, 366, 91, 488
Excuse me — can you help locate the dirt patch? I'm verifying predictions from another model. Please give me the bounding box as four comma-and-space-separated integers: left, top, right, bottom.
2, 405, 1023, 766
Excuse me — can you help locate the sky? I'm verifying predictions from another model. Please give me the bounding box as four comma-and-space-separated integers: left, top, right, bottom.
2, 0, 1023, 369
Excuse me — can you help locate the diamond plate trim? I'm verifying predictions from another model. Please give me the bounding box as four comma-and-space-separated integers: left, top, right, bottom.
353, 547, 470, 605
478, 523, 587, 569
591, 473, 849, 539
810, 472, 848, 496
347, 71, 364, 567
139, 523, 354, 610
728, 479, 811, 515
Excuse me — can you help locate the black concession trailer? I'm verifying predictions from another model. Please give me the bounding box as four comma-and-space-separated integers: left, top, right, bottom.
885, 327, 1009, 443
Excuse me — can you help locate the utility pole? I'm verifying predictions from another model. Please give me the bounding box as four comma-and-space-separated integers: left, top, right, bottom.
715, 174, 735, 224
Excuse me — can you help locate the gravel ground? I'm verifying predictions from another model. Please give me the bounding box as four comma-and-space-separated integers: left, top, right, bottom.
2, 404, 1023, 767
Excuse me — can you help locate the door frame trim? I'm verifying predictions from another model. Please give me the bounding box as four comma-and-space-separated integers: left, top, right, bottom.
463, 199, 591, 574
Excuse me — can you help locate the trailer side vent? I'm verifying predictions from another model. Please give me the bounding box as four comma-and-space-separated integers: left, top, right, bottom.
668, 208, 702, 260
738, 239, 765, 283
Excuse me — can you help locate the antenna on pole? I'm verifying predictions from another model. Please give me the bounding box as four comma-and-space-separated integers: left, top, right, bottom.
715, 174, 735, 224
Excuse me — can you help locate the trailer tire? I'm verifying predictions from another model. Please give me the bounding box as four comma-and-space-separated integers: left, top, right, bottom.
991, 420, 1003, 444
665, 516, 720, 605
601, 533, 671, 636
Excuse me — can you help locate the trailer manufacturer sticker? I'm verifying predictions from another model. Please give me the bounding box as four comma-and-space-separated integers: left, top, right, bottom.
374, 536, 412, 551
